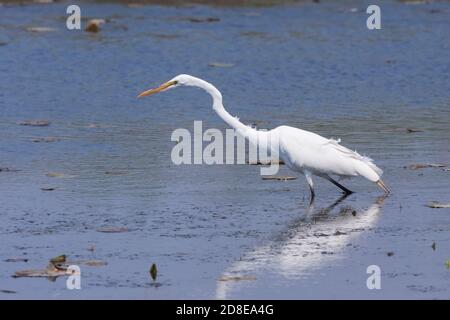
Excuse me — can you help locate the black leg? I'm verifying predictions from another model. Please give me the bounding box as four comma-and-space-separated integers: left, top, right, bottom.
309, 186, 315, 205
304, 170, 315, 205
325, 175, 354, 195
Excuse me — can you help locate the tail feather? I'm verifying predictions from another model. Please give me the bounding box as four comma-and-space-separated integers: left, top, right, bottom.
361, 156, 383, 177
326, 138, 383, 177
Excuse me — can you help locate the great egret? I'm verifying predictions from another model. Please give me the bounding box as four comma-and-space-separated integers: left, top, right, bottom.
138, 74, 390, 201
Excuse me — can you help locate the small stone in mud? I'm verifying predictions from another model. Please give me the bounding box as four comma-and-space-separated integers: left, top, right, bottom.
18, 120, 50, 127
96, 227, 129, 233
426, 202, 450, 209
31, 136, 60, 143
41, 187, 57, 191
149, 263, 157, 281
387, 251, 395, 257
4, 258, 28, 263
261, 176, 296, 181
85, 19, 106, 33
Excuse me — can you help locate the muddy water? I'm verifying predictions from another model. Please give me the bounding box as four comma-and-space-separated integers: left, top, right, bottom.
0, 0, 449, 299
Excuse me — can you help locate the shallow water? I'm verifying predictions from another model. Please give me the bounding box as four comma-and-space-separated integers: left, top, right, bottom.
0, 0, 449, 299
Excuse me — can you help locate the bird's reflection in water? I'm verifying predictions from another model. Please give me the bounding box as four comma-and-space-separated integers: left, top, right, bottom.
216, 195, 387, 299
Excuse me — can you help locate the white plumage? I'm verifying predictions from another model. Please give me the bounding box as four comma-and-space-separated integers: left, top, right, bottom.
138, 74, 390, 201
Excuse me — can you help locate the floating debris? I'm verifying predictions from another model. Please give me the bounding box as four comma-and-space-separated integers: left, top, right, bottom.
18, 120, 50, 127
262, 176, 297, 181
387, 252, 395, 257
31, 136, 60, 143
426, 202, 450, 209
75, 260, 107, 267
188, 17, 220, 23
406, 128, 424, 133
247, 160, 285, 165
218, 275, 256, 282
0, 167, 20, 172
446, 261, 450, 269
432, 242, 436, 251
13, 255, 106, 279
13, 266, 66, 278
168, 16, 220, 23
4, 258, 28, 263
46, 172, 73, 178
208, 62, 234, 68
96, 227, 129, 233
85, 19, 106, 33
26, 27, 56, 33
41, 187, 57, 191
149, 263, 157, 281
104, 170, 128, 176
50, 255, 66, 264
0, 290, 17, 294
406, 163, 448, 170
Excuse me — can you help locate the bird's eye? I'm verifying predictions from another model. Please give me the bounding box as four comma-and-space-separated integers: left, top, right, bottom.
173, 81, 178, 85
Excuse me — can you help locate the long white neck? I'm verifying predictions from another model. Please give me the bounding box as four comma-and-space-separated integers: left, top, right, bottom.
187, 77, 257, 139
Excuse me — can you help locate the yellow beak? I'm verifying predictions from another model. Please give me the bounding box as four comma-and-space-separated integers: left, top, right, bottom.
137, 80, 177, 98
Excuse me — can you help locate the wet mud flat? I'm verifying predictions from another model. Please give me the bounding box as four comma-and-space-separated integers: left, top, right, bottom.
0, 0, 449, 299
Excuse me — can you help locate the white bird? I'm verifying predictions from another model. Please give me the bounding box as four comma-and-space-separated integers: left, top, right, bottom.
138, 74, 390, 201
